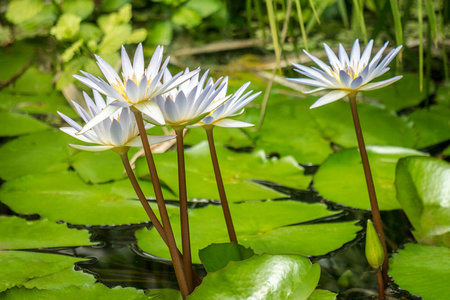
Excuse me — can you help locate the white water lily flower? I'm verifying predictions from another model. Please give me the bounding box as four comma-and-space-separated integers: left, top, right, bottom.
195, 82, 261, 128
74, 43, 200, 134
152, 69, 229, 129
288, 39, 403, 108
58, 90, 174, 154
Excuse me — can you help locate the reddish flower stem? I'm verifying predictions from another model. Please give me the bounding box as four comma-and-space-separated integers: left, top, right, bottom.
175, 128, 194, 293
205, 127, 238, 243
133, 111, 189, 299
348, 95, 388, 299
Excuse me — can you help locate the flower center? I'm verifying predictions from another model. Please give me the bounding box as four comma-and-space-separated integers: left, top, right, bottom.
343, 66, 356, 79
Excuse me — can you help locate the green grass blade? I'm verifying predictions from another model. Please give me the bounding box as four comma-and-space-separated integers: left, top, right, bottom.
308, 0, 321, 24
246, 0, 255, 39
389, 0, 403, 53
294, 0, 308, 51
337, 0, 349, 28
418, 0, 423, 91
266, 0, 281, 70
352, 0, 368, 43
253, 0, 266, 46
424, 0, 437, 46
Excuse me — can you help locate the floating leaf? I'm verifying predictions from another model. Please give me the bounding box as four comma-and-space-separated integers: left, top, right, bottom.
0, 130, 71, 181
0, 112, 49, 137
136, 201, 360, 263
314, 146, 425, 210
136, 142, 311, 201
309, 100, 417, 149
146, 289, 182, 300
188, 254, 320, 300
308, 289, 337, 300
389, 243, 450, 300
0, 42, 34, 83
199, 243, 255, 272
22, 266, 96, 290
0, 216, 95, 250
362, 73, 434, 111
396, 156, 450, 246
0, 171, 176, 225
435, 81, 450, 106
184, 127, 253, 149
408, 104, 450, 149
0, 251, 90, 293
2, 66, 53, 94
2, 283, 148, 299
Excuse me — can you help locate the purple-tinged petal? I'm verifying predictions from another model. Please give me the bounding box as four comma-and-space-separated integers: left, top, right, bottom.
359, 75, 403, 91
310, 90, 351, 109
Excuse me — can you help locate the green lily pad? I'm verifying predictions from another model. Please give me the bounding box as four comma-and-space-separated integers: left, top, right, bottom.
0, 111, 50, 137
249, 96, 333, 165
435, 81, 450, 106
0, 171, 176, 225
22, 266, 96, 290
188, 254, 320, 300
396, 156, 450, 246
314, 146, 425, 210
309, 100, 417, 149
199, 243, 255, 272
408, 104, 450, 149
0, 42, 34, 83
3, 66, 53, 95
136, 200, 360, 263
389, 243, 450, 300
1, 283, 148, 300
136, 142, 311, 201
0, 251, 91, 293
0, 216, 95, 250
71, 148, 139, 184
146, 289, 182, 300
362, 72, 434, 111
184, 127, 253, 149
0, 130, 70, 181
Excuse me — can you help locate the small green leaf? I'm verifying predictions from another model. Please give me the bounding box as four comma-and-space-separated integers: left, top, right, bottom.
396, 156, 450, 246
61, 39, 84, 62
199, 243, 255, 272
98, 24, 132, 54
307, 289, 337, 300
188, 254, 320, 300
365, 220, 384, 269
146, 21, 173, 46
62, 0, 94, 20
0, 112, 49, 137
50, 14, 82, 41
389, 243, 450, 300
126, 28, 148, 44
408, 104, 450, 148
314, 146, 425, 210
185, 0, 223, 18
6, 0, 43, 24
172, 7, 202, 29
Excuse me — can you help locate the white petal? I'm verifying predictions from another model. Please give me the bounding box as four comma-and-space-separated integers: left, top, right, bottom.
214, 118, 254, 128
134, 101, 165, 125
286, 78, 329, 88
147, 45, 164, 80
58, 112, 82, 131
133, 43, 145, 81
338, 44, 350, 66
303, 87, 327, 94
360, 39, 374, 66
60, 127, 94, 143
350, 39, 361, 65
339, 70, 352, 87
147, 134, 176, 145
350, 76, 364, 89
95, 55, 121, 85
73, 74, 108, 95
310, 90, 351, 109
110, 102, 132, 107
125, 79, 140, 103
77, 105, 121, 134
323, 43, 342, 69
121, 46, 134, 80
303, 50, 331, 73
359, 75, 403, 91
93, 90, 107, 110
163, 97, 179, 122
368, 41, 389, 70
109, 119, 123, 146
69, 144, 114, 152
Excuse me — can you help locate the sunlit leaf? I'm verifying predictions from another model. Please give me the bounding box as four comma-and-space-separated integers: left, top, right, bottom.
6, 0, 43, 24
0, 171, 176, 225
188, 254, 320, 300
0, 216, 95, 250
50, 14, 82, 41
136, 201, 360, 263
308, 289, 337, 300
199, 243, 255, 272
62, 0, 94, 20
396, 156, 450, 247
172, 7, 202, 29
314, 146, 425, 210
0, 112, 49, 137
389, 243, 450, 300
136, 142, 311, 201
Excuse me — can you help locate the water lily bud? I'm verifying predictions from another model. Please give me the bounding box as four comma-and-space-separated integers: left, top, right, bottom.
365, 219, 385, 269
